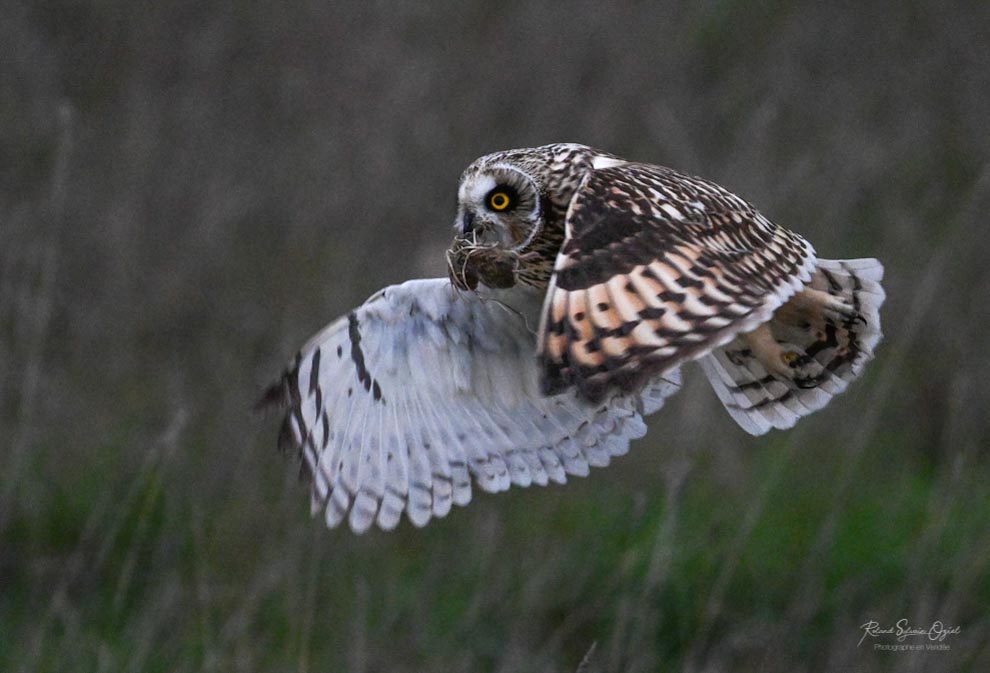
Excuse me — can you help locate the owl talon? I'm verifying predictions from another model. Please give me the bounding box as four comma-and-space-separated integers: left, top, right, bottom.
781, 348, 824, 385
786, 287, 860, 326
782, 351, 812, 368
743, 325, 825, 382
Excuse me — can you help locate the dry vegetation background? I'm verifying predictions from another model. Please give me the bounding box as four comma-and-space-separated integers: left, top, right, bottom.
2, 1, 990, 672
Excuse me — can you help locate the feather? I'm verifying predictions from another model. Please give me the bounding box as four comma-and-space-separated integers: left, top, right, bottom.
538, 162, 818, 402
700, 258, 885, 435
265, 278, 682, 532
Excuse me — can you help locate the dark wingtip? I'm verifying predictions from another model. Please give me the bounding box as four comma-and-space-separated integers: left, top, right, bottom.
277, 416, 297, 455
257, 376, 301, 455
255, 378, 288, 413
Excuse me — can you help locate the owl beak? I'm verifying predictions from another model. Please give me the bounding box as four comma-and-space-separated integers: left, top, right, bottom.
461, 210, 476, 235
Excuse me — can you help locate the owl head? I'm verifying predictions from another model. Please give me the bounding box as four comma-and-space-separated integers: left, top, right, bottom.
453, 143, 615, 249
448, 144, 623, 290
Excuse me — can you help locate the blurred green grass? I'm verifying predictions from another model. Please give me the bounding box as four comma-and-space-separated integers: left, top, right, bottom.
3, 421, 989, 671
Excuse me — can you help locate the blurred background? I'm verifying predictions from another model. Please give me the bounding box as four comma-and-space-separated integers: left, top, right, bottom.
2, 1, 989, 671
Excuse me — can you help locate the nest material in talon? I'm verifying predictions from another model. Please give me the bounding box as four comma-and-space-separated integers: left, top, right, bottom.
446, 239, 519, 290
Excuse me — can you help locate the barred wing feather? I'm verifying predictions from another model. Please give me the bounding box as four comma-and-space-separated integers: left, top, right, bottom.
262, 278, 681, 533
538, 162, 817, 403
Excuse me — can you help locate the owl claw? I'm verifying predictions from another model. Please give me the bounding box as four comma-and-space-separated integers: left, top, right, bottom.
782, 348, 825, 387
822, 300, 858, 325
788, 287, 860, 325
743, 324, 826, 383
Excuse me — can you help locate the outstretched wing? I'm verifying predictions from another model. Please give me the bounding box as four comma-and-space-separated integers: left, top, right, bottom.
261, 278, 682, 533
538, 162, 817, 402
699, 257, 886, 435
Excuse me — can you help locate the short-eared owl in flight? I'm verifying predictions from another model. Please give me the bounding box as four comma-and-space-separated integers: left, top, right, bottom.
261, 144, 885, 533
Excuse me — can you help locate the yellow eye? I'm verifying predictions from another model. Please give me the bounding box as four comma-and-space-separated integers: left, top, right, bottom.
489, 191, 511, 211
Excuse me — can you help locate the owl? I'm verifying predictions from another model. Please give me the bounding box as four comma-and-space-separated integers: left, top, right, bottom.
260, 143, 885, 533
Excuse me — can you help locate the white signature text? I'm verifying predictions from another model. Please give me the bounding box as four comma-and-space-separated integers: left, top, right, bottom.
858, 619, 961, 647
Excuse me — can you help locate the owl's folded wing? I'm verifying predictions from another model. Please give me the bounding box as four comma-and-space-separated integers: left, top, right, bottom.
538, 163, 818, 403
260, 278, 681, 533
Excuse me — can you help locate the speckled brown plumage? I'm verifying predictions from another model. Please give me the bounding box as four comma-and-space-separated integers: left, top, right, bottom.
537, 162, 816, 402
446, 143, 883, 408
